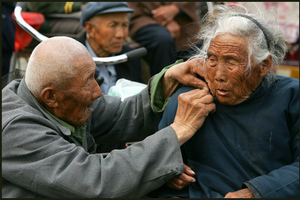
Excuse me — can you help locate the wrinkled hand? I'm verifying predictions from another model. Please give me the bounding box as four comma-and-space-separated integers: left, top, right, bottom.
163, 58, 207, 99
152, 4, 180, 26
166, 20, 181, 40
171, 88, 215, 145
167, 164, 196, 190
224, 188, 254, 198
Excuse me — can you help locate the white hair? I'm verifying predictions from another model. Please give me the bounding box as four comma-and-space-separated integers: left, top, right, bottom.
25, 36, 92, 96
191, 4, 287, 83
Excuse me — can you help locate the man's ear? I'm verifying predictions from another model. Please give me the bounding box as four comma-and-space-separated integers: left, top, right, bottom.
84, 21, 94, 38
40, 87, 58, 108
260, 55, 273, 77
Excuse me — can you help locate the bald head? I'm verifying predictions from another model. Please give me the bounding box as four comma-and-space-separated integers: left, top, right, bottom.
25, 36, 93, 96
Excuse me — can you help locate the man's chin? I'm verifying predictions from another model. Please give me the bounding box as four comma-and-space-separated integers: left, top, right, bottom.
111, 46, 123, 54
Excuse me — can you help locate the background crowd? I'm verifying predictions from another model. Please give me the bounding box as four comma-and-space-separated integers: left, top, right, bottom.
3, 2, 298, 88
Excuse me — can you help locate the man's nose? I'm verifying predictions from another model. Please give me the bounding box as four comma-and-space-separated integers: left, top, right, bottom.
115, 26, 126, 38
92, 79, 102, 100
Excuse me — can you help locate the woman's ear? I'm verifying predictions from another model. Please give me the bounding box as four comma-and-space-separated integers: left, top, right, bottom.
260, 55, 273, 77
40, 87, 58, 108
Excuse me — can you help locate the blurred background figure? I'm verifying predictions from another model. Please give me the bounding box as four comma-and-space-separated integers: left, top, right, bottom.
127, 2, 201, 76
79, 2, 146, 153
79, 2, 145, 95
24, 2, 86, 39
2, 2, 16, 78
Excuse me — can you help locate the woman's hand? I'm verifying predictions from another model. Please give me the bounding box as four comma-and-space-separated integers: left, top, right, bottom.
167, 164, 196, 190
224, 188, 254, 198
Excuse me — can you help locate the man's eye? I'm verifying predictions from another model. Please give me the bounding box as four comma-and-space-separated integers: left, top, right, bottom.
109, 23, 117, 27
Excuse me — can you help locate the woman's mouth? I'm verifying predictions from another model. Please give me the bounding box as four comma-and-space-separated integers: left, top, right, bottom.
217, 89, 229, 96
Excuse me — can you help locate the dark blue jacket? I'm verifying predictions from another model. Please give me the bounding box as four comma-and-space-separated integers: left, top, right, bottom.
158, 75, 299, 198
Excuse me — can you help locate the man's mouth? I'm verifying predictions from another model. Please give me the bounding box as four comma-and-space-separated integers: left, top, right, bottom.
85, 104, 93, 113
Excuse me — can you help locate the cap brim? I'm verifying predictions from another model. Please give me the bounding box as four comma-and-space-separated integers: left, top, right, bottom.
96, 7, 134, 15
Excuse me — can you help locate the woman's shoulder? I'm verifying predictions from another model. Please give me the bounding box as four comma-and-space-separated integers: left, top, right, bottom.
174, 86, 197, 97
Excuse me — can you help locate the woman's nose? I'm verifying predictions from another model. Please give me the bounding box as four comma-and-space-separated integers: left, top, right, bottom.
214, 63, 228, 82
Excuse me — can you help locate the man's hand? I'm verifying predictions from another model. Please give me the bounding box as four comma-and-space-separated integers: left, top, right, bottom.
152, 4, 180, 26
163, 58, 207, 99
167, 164, 196, 190
171, 88, 215, 146
224, 188, 254, 198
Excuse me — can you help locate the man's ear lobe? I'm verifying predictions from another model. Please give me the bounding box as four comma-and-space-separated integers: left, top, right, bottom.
40, 87, 58, 108
260, 55, 273, 76
84, 22, 94, 38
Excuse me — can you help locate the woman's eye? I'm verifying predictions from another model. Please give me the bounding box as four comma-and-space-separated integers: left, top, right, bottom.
208, 57, 217, 65
228, 60, 237, 65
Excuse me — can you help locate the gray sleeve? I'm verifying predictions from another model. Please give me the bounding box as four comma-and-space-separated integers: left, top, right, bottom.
2, 110, 183, 198
91, 86, 162, 144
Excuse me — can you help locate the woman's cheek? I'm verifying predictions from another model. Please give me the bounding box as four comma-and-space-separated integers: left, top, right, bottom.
207, 80, 215, 95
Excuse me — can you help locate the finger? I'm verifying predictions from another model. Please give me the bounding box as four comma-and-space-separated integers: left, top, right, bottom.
188, 58, 208, 89
166, 180, 186, 190
184, 75, 208, 89
196, 94, 214, 104
166, 177, 191, 190
183, 164, 195, 176
177, 172, 196, 183
189, 58, 205, 75
161, 20, 167, 26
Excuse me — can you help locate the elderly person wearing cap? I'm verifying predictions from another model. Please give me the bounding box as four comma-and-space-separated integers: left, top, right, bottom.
78, 2, 144, 95
2, 34, 215, 197
154, 5, 299, 198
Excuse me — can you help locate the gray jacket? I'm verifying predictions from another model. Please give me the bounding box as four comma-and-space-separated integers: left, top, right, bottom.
2, 79, 183, 198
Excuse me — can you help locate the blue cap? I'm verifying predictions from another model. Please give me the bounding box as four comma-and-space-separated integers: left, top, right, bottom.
80, 2, 133, 25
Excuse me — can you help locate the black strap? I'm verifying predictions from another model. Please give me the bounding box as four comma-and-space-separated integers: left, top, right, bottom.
234, 14, 271, 50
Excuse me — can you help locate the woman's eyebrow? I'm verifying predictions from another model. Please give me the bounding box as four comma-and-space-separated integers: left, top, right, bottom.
223, 55, 238, 60
207, 51, 215, 57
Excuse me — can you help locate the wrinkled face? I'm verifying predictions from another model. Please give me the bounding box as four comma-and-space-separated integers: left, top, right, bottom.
205, 34, 263, 105
87, 12, 129, 57
54, 56, 102, 126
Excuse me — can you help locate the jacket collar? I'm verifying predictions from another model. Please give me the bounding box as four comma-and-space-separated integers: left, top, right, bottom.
17, 79, 72, 137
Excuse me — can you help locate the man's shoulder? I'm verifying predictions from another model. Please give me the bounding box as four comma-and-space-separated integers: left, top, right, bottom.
2, 80, 50, 130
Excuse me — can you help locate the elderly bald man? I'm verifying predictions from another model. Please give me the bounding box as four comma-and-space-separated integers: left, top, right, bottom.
2, 36, 215, 198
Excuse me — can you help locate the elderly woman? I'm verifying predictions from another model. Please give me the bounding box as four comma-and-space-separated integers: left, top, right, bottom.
156, 5, 299, 198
